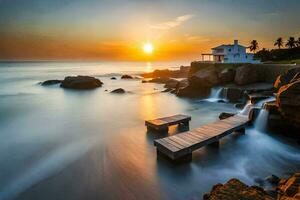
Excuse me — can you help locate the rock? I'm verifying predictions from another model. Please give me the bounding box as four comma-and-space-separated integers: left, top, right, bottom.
60, 76, 103, 89
219, 112, 235, 120
164, 79, 179, 88
162, 88, 173, 93
224, 87, 244, 102
217, 99, 226, 103
276, 80, 300, 128
142, 66, 190, 78
121, 75, 133, 79
41, 80, 62, 86
111, 77, 117, 80
142, 80, 148, 83
235, 103, 246, 109
274, 67, 300, 89
204, 178, 273, 200
189, 69, 220, 88
265, 175, 280, 185
247, 93, 271, 104
148, 77, 171, 84
110, 88, 125, 93
235, 65, 259, 85
277, 173, 300, 200
219, 68, 236, 84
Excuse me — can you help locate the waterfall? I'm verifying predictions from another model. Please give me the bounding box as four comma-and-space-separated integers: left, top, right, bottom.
239, 101, 253, 115
205, 87, 224, 102
254, 109, 269, 132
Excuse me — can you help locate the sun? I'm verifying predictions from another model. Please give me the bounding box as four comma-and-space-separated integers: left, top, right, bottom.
143, 43, 154, 54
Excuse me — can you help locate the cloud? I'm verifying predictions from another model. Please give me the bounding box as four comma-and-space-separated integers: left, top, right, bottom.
150, 14, 194, 30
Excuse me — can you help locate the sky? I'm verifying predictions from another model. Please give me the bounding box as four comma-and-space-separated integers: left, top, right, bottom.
0, 0, 300, 61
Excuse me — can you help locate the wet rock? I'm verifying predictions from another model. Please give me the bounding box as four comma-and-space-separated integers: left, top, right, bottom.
234, 64, 259, 85
41, 80, 62, 86
204, 178, 273, 200
219, 68, 236, 84
217, 99, 226, 103
276, 80, 300, 128
111, 77, 117, 80
110, 88, 125, 93
274, 67, 300, 90
265, 175, 280, 185
277, 173, 300, 200
60, 76, 103, 89
224, 87, 244, 103
147, 77, 171, 84
162, 88, 173, 93
164, 79, 180, 88
121, 75, 133, 79
141, 80, 148, 83
189, 69, 220, 88
235, 102, 246, 109
219, 112, 235, 120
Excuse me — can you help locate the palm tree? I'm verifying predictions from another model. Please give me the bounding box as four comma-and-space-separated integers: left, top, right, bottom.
286, 37, 296, 49
274, 37, 283, 49
249, 40, 259, 53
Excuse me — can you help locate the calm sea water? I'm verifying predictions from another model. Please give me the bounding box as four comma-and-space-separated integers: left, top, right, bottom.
0, 61, 300, 200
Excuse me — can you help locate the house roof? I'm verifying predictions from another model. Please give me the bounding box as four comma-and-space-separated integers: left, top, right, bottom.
212, 44, 246, 50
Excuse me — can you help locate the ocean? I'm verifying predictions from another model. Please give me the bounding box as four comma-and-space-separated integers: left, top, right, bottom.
0, 61, 299, 200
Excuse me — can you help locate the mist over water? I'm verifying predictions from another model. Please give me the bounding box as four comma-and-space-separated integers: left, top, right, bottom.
0, 62, 299, 200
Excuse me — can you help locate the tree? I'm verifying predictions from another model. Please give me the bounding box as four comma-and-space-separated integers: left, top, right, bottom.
286, 37, 296, 49
274, 37, 283, 49
249, 40, 259, 53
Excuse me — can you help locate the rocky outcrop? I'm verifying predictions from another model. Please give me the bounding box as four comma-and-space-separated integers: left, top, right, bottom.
60, 76, 103, 89
203, 179, 273, 200
41, 80, 62, 86
142, 66, 190, 78
219, 112, 235, 120
121, 75, 133, 79
110, 88, 125, 93
234, 64, 260, 85
276, 80, 300, 128
219, 68, 236, 84
274, 67, 300, 90
277, 173, 300, 200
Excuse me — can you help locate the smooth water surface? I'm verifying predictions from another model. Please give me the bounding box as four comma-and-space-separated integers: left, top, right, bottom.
0, 62, 299, 200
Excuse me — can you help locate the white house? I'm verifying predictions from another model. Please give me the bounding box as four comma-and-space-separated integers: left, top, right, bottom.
201, 40, 260, 63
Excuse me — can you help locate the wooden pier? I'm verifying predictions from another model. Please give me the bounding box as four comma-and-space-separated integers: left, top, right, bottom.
154, 114, 249, 162
145, 114, 191, 132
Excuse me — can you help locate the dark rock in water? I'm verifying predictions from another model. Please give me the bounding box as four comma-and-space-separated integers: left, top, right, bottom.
162, 88, 173, 93
148, 77, 171, 84
121, 75, 133, 79
274, 67, 300, 90
110, 88, 125, 93
41, 80, 62, 86
176, 85, 210, 97
224, 87, 244, 103
265, 175, 280, 185
234, 64, 259, 85
105, 89, 108, 91
141, 80, 148, 83
111, 77, 117, 80
217, 99, 226, 103
235, 102, 246, 109
219, 68, 236, 84
203, 179, 273, 200
60, 76, 103, 89
164, 79, 179, 88
276, 79, 300, 129
219, 112, 235, 120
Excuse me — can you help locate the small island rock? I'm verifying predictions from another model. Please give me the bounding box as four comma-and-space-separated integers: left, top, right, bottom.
121, 75, 133, 79
60, 76, 103, 89
111, 77, 117, 80
110, 88, 125, 93
41, 80, 62, 86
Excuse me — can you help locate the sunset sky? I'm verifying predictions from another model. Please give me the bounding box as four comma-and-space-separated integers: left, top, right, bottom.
0, 0, 300, 61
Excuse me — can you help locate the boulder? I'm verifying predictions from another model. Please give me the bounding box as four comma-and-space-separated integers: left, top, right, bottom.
219, 68, 236, 84
219, 112, 235, 120
110, 88, 125, 93
121, 75, 133, 79
277, 173, 300, 200
276, 80, 300, 128
189, 69, 220, 88
234, 65, 259, 85
203, 179, 273, 200
111, 77, 117, 80
274, 67, 300, 89
164, 79, 179, 88
224, 87, 244, 102
60, 76, 103, 89
41, 80, 62, 86
148, 77, 171, 84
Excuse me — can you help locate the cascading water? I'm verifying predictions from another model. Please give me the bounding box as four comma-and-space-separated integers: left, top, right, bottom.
254, 109, 269, 132
239, 101, 253, 115
205, 87, 224, 102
